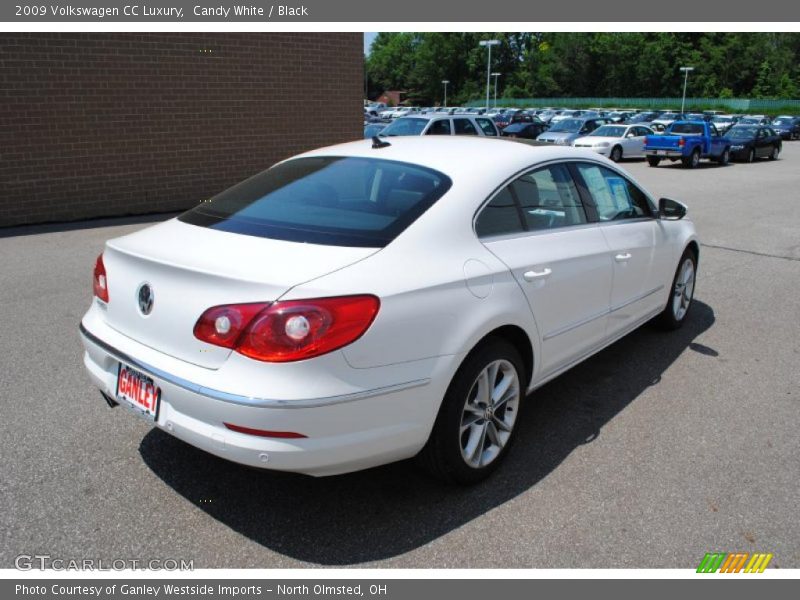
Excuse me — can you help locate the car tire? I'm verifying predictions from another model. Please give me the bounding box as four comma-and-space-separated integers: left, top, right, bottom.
769, 145, 780, 160
647, 156, 661, 167
610, 145, 623, 162
717, 147, 730, 166
417, 338, 525, 485
656, 248, 697, 331
747, 148, 755, 163
682, 148, 700, 168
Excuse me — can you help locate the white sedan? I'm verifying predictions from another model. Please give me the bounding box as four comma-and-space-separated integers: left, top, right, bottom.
573, 124, 654, 161
80, 137, 698, 484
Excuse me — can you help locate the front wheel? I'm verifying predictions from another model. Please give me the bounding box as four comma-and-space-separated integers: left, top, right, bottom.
747, 148, 755, 163
717, 147, 730, 166
769, 145, 780, 160
656, 249, 697, 330
417, 339, 525, 484
647, 156, 661, 167
610, 145, 623, 162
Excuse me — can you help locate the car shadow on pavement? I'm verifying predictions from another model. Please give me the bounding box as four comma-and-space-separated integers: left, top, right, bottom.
140, 300, 715, 566
0, 211, 179, 238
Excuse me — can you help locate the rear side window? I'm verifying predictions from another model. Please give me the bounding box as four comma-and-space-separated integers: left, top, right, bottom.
426, 119, 452, 135
453, 118, 479, 136
475, 163, 588, 238
475, 187, 523, 238
179, 157, 452, 247
513, 165, 587, 231
476, 118, 498, 136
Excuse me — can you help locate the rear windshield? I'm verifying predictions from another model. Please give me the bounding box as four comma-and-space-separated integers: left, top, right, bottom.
669, 123, 705, 135
179, 157, 452, 247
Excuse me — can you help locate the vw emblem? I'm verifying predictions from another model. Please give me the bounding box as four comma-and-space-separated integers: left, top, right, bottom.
137, 283, 154, 316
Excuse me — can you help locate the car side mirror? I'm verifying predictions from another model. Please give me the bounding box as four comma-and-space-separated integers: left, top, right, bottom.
659, 197, 687, 220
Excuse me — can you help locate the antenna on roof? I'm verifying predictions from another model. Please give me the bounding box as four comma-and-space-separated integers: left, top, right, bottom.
372, 136, 391, 149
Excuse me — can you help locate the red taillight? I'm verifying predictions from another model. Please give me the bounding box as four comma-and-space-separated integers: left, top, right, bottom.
644, 136, 649, 145
93, 253, 109, 302
194, 295, 380, 363
193, 303, 270, 349
678, 137, 686, 147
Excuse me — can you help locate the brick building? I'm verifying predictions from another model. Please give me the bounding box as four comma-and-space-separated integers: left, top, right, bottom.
1, 33, 363, 227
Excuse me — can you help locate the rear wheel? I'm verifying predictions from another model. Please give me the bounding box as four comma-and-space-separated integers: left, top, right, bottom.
656, 248, 697, 330
610, 145, 623, 162
647, 156, 661, 167
747, 148, 755, 163
682, 148, 701, 168
417, 339, 525, 484
717, 147, 730, 166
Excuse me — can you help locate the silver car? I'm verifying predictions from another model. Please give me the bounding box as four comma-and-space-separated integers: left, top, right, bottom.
378, 114, 500, 137
536, 117, 604, 146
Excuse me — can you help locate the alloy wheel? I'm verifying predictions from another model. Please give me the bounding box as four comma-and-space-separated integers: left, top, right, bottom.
672, 258, 695, 321
459, 359, 520, 468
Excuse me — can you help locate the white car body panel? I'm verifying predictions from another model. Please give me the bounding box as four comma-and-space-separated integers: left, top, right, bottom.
80, 137, 698, 476
573, 125, 651, 158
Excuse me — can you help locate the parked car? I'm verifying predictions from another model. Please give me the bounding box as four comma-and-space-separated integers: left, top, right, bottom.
627, 111, 660, 125
378, 114, 500, 137
645, 121, 730, 168
536, 117, 604, 145
364, 123, 386, 138
500, 121, 548, 139
80, 136, 699, 483
650, 112, 685, 129
737, 116, 770, 126
709, 115, 737, 135
724, 125, 782, 162
770, 116, 800, 140
573, 124, 654, 161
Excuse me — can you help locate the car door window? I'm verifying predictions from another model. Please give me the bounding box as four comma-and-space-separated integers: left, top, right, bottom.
426, 119, 452, 135
453, 118, 479, 136
475, 187, 524, 238
512, 164, 587, 231
576, 164, 652, 221
476, 117, 497, 136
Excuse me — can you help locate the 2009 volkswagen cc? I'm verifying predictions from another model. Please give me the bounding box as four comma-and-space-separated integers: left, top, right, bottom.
80, 137, 698, 484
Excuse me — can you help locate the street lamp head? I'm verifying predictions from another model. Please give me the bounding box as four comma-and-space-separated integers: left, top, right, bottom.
491, 72, 501, 77
442, 79, 449, 84
680, 66, 695, 72
479, 40, 501, 47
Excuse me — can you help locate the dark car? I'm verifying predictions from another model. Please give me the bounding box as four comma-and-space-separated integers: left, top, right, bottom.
493, 110, 525, 129
626, 111, 660, 124
500, 121, 548, 139
724, 125, 782, 162
770, 116, 800, 140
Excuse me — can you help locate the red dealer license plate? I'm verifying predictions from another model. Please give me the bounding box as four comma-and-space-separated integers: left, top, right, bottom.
116, 363, 161, 422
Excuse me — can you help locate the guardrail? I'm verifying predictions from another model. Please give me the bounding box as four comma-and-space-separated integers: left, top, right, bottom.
466, 97, 800, 113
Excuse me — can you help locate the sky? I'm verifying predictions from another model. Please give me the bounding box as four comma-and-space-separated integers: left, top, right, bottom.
364, 32, 377, 55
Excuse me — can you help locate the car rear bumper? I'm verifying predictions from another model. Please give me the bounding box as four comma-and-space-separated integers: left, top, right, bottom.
79, 315, 455, 476
646, 149, 683, 158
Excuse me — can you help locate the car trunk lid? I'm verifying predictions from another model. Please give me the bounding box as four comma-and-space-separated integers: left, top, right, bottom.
101, 218, 378, 369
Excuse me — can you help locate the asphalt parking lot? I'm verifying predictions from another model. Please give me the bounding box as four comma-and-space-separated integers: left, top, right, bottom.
1, 142, 798, 569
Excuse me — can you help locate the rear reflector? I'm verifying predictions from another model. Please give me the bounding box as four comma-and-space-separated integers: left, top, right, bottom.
223, 423, 307, 439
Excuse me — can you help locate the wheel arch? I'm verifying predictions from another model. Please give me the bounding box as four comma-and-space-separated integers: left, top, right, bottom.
463, 324, 534, 390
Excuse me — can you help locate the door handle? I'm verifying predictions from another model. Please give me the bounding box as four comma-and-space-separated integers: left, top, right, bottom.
614, 252, 632, 262
523, 268, 552, 281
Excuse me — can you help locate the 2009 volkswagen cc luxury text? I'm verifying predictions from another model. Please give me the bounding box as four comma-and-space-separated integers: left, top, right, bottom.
80, 137, 698, 484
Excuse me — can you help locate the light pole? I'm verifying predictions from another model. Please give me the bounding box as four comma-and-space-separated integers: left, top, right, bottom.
442, 79, 449, 107
491, 72, 501, 108
479, 39, 500, 111
680, 66, 694, 114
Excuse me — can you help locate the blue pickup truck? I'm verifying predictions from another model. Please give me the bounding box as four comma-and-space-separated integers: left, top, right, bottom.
645, 121, 731, 168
